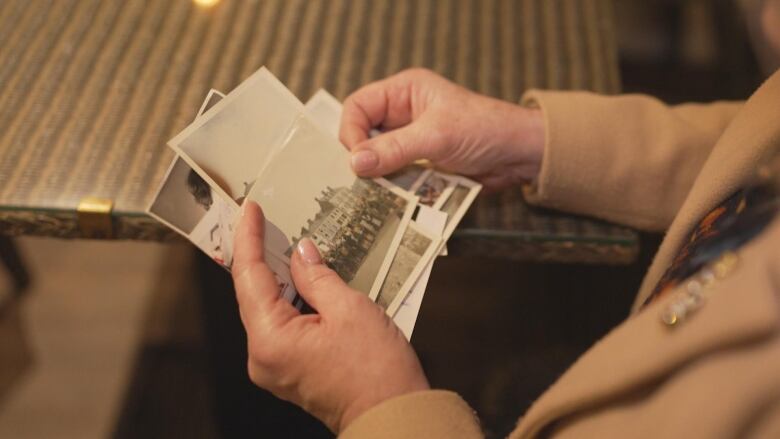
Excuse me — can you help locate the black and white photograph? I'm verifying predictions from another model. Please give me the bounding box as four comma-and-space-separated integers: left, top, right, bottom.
147, 154, 299, 305
391, 206, 448, 339
247, 116, 417, 299
376, 221, 440, 317
147, 157, 238, 269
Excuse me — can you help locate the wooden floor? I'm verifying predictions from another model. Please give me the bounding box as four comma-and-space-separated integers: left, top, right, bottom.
0, 238, 208, 438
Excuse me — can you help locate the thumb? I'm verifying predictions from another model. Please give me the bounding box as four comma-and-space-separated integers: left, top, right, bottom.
349, 123, 438, 177
290, 238, 356, 315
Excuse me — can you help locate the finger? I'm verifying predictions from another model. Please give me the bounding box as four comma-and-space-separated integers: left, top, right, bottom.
349, 123, 439, 177
339, 76, 413, 149
232, 202, 266, 274
233, 202, 298, 330
290, 238, 359, 316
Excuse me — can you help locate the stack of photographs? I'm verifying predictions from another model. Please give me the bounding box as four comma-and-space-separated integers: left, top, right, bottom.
148, 68, 481, 339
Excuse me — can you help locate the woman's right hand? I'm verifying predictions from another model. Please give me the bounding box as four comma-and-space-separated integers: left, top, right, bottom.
340, 68, 545, 191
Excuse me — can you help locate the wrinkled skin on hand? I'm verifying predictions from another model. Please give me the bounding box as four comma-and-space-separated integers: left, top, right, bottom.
231, 202, 430, 433
340, 68, 545, 191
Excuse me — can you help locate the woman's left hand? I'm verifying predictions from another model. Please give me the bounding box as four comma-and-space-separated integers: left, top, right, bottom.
231, 202, 430, 433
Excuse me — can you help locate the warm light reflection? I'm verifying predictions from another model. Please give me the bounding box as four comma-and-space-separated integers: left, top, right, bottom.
193, 0, 220, 8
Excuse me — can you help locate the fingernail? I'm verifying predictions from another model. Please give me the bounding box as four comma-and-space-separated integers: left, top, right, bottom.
296, 238, 322, 264
241, 202, 248, 217
351, 150, 379, 173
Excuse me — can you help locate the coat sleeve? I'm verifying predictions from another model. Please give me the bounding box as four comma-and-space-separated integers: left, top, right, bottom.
520, 90, 743, 231
338, 390, 484, 438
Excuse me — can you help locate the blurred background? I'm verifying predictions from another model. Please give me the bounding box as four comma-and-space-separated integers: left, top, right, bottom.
0, 0, 774, 438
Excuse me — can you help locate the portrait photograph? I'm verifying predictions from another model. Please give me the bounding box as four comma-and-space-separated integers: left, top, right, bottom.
412, 169, 455, 209
147, 157, 238, 269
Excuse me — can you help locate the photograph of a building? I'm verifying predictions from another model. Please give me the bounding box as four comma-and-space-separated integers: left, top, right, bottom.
246, 115, 416, 298
286, 179, 407, 284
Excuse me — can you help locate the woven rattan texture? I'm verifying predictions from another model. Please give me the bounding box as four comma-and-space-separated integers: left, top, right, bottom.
0, 0, 633, 262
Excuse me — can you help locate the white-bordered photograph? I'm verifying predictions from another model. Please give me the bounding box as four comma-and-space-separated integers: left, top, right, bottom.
147, 156, 238, 269
391, 205, 447, 338
438, 174, 482, 243
304, 88, 343, 139
411, 168, 456, 209
196, 88, 226, 118
246, 116, 417, 299
376, 220, 441, 318
191, 87, 300, 305
149, 86, 303, 305
168, 67, 305, 205
147, 89, 235, 268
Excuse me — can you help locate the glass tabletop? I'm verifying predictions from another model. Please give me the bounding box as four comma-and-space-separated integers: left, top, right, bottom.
0, 0, 636, 263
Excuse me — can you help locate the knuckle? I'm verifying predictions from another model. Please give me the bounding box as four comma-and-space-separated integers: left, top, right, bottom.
403, 67, 434, 79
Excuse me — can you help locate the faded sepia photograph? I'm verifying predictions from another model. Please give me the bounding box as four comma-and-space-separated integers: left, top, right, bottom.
376, 222, 440, 317
391, 206, 448, 339
439, 174, 482, 242
412, 169, 455, 208
147, 157, 238, 269
305, 89, 342, 139
169, 67, 304, 204
148, 155, 297, 301
247, 117, 416, 299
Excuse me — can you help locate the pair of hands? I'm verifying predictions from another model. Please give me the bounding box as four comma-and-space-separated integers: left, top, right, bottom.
232, 69, 545, 432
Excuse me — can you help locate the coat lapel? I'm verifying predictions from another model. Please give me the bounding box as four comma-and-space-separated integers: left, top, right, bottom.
632, 70, 780, 311
513, 70, 780, 438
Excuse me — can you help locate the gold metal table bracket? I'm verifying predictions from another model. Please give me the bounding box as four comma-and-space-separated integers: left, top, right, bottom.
77, 197, 114, 239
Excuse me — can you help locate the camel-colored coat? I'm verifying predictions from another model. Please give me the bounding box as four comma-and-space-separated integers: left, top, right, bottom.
341, 69, 780, 438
